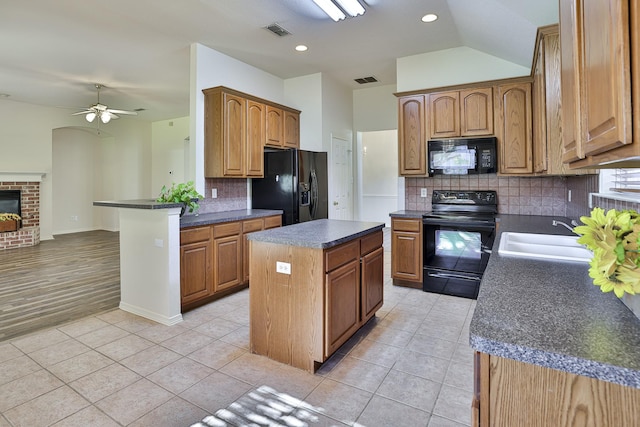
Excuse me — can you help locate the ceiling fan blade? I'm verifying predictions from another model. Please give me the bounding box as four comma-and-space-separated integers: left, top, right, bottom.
107, 109, 138, 115
72, 110, 93, 115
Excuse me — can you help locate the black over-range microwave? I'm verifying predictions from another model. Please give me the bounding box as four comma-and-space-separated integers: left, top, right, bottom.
427, 137, 497, 176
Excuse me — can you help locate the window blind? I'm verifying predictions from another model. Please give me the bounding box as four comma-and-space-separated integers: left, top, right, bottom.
609, 169, 640, 193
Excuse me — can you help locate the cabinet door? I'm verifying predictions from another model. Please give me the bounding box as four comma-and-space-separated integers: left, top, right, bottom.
579, 0, 632, 157
284, 110, 300, 148
180, 241, 212, 306
533, 36, 548, 174
497, 83, 533, 174
460, 88, 493, 136
325, 259, 360, 356
361, 247, 384, 321
398, 95, 427, 175
560, 1, 584, 163
213, 230, 242, 292
265, 106, 284, 147
246, 100, 265, 177
242, 218, 264, 283
391, 218, 422, 283
429, 91, 460, 139
223, 92, 246, 176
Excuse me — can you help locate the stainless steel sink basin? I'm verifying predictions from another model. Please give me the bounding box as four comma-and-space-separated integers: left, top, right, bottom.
497, 232, 592, 263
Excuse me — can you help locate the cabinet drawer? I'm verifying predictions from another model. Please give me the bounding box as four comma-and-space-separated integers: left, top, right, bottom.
213, 221, 241, 238
243, 218, 264, 233
180, 226, 211, 245
392, 218, 421, 232
325, 240, 359, 273
361, 230, 383, 256
264, 215, 282, 229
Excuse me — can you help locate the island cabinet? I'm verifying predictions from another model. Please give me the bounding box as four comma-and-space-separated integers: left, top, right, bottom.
203, 86, 301, 178
249, 222, 384, 372
391, 217, 422, 287
560, 0, 639, 168
473, 352, 640, 426
429, 88, 493, 139
179, 214, 282, 311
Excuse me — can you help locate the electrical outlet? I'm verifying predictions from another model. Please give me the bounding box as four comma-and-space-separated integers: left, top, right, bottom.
276, 261, 291, 275
420, 188, 427, 198
154, 238, 164, 248
71, 215, 78, 221
211, 188, 217, 198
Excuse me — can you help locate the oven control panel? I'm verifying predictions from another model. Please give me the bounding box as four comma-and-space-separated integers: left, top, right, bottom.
432, 190, 497, 205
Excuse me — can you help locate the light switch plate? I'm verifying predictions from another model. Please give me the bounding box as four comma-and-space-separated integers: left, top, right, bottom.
276, 261, 291, 275
212, 188, 217, 198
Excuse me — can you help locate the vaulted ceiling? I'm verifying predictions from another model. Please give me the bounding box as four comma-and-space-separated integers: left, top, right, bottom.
0, 0, 558, 121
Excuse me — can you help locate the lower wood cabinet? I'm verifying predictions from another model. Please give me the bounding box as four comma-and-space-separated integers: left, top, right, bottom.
391, 217, 423, 286
473, 352, 640, 426
180, 214, 282, 311
250, 229, 384, 372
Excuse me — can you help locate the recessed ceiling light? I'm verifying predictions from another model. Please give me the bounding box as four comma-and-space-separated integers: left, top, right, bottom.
295, 45, 308, 52
422, 13, 438, 23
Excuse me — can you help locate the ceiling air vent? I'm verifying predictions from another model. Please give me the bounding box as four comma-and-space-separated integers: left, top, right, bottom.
265, 23, 291, 37
354, 76, 378, 84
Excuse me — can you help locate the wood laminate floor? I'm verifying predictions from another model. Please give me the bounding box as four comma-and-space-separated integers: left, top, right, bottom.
0, 230, 120, 342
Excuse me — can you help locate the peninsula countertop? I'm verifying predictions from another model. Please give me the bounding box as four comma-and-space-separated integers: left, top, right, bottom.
247, 218, 385, 249
471, 214, 640, 389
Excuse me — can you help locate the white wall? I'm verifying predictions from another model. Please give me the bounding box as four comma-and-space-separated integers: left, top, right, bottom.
151, 117, 190, 194
0, 100, 153, 239
397, 46, 530, 92
284, 74, 323, 152
353, 84, 398, 132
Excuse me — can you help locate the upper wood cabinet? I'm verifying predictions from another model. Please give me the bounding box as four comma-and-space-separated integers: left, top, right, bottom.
496, 82, 533, 174
429, 88, 493, 139
398, 95, 427, 176
284, 110, 300, 148
560, 0, 638, 168
203, 86, 301, 177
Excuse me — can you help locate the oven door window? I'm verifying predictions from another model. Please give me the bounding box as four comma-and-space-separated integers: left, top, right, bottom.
435, 230, 482, 259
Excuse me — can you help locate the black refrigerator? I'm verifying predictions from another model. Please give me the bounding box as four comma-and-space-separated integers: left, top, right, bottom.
251, 149, 328, 226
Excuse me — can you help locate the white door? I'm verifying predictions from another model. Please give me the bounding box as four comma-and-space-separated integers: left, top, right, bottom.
331, 135, 353, 220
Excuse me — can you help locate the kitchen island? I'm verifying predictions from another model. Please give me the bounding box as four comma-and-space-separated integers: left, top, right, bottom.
94, 199, 281, 324
248, 219, 385, 372
470, 214, 640, 425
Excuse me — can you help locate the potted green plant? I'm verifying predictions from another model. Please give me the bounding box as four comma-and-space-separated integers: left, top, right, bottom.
156, 181, 203, 216
0, 213, 21, 232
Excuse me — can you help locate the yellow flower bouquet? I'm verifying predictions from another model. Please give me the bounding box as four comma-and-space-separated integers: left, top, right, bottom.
574, 208, 640, 298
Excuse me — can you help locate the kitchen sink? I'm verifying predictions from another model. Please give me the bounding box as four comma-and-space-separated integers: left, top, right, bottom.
497, 232, 592, 263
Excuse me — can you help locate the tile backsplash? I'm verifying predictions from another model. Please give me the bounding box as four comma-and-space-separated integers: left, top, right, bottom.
195, 178, 248, 214
405, 174, 598, 219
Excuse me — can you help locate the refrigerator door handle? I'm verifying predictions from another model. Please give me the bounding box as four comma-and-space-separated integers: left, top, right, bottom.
310, 169, 318, 219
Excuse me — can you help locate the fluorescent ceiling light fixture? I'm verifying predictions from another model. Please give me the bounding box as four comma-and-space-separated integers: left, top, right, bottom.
313, 0, 346, 21
422, 13, 438, 23
334, 0, 365, 17
295, 45, 308, 52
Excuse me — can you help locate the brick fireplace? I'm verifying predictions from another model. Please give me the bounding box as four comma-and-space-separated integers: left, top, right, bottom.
0, 173, 44, 250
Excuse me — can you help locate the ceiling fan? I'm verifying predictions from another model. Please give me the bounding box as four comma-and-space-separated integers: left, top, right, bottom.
72, 84, 138, 123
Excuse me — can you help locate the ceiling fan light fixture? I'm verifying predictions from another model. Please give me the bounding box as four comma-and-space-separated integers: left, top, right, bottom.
100, 112, 111, 124
85, 112, 96, 122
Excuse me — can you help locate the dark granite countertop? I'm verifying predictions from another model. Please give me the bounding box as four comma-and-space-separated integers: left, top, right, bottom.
389, 210, 425, 219
180, 209, 283, 228
93, 199, 182, 209
471, 214, 640, 389
247, 219, 384, 249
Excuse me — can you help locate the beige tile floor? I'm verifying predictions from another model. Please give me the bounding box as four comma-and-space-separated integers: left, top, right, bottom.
0, 243, 476, 426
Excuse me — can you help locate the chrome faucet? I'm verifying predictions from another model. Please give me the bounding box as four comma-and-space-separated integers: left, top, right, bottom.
552, 219, 579, 233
